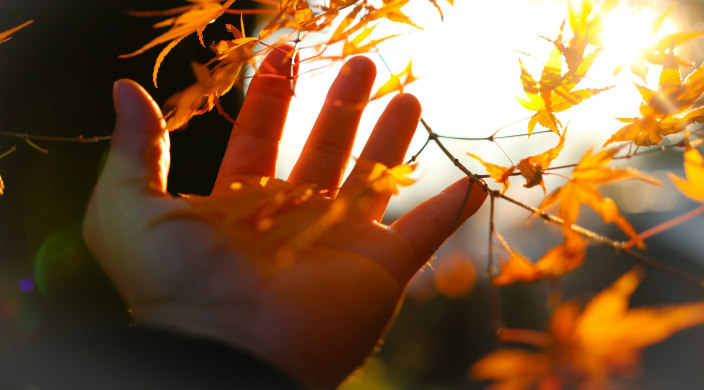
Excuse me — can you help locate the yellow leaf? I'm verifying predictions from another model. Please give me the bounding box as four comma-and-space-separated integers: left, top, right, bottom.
467, 153, 513, 193
539, 146, 659, 247
371, 59, 420, 100
473, 267, 704, 389
120, 0, 236, 86
355, 158, 416, 195
516, 131, 566, 192
669, 147, 704, 202
470, 349, 552, 390
493, 243, 541, 285
534, 233, 586, 277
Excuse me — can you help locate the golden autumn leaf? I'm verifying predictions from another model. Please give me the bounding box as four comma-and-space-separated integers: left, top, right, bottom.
0, 20, 33, 44
467, 132, 565, 194
331, 26, 400, 59
492, 239, 541, 285
466, 153, 513, 194
539, 146, 660, 248
606, 54, 704, 146
328, 2, 367, 43
516, 131, 566, 193
120, 0, 236, 87
371, 59, 420, 100
473, 268, 704, 389
363, 0, 421, 30
493, 232, 586, 285
355, 158, 417, 195
517, 46, 608, 135
163, 24, 258, 130
469, 349, 554, 390
669, 146, 704, 203
604, 2, 704, 79
259, 0, 332, 39
641, 31, 704, 67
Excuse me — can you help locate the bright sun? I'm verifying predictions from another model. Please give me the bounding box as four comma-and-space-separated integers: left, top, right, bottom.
599, 5, 677, 69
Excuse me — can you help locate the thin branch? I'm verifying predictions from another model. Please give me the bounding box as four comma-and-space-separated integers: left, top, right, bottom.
0, 131, 112, 143
419, 117, 704, 288
473, 140, 690, 180
438, 129, 554, 141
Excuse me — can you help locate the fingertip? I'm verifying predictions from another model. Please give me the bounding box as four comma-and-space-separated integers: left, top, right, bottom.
248, 46, 297, 99
390, 177, 487, 271
442, 177, 488, 223
113, 79, 165, 125
259, 44, 296, 76
388, 93, 421, 119
327, 56, 377, 104
341, 56, 377, 80
108, 78, 170, 193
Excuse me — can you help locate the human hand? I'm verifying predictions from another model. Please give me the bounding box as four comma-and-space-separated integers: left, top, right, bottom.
83, 46, 486, 388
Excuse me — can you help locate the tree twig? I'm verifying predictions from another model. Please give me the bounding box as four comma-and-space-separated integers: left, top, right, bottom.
419, 117, 704, 288
0, 130, 111, 143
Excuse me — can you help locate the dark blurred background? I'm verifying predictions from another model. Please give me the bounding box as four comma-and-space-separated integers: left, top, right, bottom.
1, 0, 704, 389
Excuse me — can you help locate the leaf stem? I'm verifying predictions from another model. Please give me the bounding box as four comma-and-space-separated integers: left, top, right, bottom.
624, 204, 704, 250
406, 135, 430, 164
437, 129, 554, 141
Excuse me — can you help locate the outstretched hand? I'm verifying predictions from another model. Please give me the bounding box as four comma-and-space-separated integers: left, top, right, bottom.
83, 46, 486, 388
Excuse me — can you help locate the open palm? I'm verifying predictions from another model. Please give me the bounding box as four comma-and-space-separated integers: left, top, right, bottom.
83, 46, 486, 388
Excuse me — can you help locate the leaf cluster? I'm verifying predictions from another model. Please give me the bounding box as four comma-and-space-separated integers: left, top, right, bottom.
122, 0, 438, 130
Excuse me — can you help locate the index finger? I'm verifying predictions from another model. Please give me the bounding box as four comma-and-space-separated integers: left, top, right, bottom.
390, 178, 487, 279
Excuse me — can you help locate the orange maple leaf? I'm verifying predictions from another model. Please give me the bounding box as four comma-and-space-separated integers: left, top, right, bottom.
493, 231, 586, 285
371, 59, 420, 100
0, 20, 33, 44
473, 268, 704, 389
606, 55, 704, 146
467, 132, 566, 194
466, 153, 513, 194
355, 158, 417, 195
539, 146, 660, 248
517, 47, 608, 135
120, 0, 236, 87
163, 23, 259, 130
515, 131, 566, 193
668, 144, 704, 203
363, 0, 421, 30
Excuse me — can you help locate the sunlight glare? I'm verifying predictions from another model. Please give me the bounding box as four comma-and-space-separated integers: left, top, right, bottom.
250, 0, 683, 219
598, 5, 677, 75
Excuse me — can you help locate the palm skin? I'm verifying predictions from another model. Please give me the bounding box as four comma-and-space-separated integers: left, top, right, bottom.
83, 46, 486, 388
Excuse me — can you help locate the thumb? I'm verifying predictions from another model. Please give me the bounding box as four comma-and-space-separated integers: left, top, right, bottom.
102, 79, 170, 194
